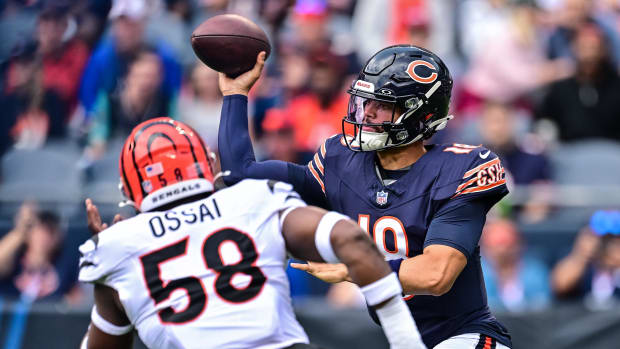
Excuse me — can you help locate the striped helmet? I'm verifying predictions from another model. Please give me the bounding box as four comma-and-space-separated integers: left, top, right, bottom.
119, 117, 215, 212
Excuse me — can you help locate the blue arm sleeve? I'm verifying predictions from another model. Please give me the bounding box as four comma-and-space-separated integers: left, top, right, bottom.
218, 95, 327, 207
80, 40, 117, 115
219, 95, 291, 184
424, 196, 497, 259
156, 42, 182, 98
79, 54, 102, 114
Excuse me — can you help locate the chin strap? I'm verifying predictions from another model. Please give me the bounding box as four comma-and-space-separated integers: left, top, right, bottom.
395, 114, 454, 148
420, 114, 453, 140
428, 114, 453, 131
353, 113, 454, 151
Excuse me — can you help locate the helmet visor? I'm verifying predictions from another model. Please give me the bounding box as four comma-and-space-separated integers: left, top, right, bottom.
346, 95, 400, 132
347, 95, 366, 124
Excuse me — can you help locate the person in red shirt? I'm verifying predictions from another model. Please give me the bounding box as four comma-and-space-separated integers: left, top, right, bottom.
37, 1, 89, 114
281, 48, 351, 152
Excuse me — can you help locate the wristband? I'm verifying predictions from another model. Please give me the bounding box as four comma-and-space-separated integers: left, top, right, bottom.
360, 272, 402, 306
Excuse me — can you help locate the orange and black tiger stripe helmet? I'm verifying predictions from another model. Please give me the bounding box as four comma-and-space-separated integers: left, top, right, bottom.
119, 117, 215, 212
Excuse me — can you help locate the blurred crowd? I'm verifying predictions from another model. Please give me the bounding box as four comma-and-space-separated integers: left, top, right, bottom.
1, 0, 620, 314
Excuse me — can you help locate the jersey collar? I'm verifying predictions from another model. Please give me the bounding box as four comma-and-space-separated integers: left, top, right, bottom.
364, 145, 439, 204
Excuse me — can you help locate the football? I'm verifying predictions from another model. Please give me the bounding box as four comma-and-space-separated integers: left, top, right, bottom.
191, 14, 271, 78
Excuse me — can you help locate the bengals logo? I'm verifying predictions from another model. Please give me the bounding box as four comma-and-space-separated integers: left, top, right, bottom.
406, 60, 438, 84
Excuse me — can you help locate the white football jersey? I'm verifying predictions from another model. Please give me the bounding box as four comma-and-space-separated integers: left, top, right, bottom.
79, 179, 309, 349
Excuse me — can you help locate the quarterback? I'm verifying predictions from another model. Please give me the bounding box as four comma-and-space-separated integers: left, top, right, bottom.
218, 45, 512, 348
78, 118, 424, 349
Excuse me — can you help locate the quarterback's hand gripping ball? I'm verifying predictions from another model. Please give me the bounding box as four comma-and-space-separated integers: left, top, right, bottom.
191, 14, 271, 78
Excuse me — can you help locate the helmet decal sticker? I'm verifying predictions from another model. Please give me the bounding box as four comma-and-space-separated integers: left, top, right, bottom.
142, 180, 153, 193
145, 162, 164, 177
354, 80, 375, 93
406, 60, 438, 84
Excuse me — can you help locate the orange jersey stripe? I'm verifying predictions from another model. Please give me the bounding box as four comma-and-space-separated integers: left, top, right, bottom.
483, 336, 492, 349
308, 162, 325, 193
340, 135, 359, 149
463, 158, 500, 179
454, 178, 506, 197
456, 177, 478, 192
320, 142, 327, 158
444, 147, 474, 154
313, 153, 324, 175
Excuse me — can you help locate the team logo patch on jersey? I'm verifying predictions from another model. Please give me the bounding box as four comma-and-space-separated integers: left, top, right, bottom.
479, 150, 491, 159
406, 60, 438, 84
376, 190, 389, 206
145, 162, 164, 177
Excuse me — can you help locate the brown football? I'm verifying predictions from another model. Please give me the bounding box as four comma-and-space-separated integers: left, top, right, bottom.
191, 14, 271, 78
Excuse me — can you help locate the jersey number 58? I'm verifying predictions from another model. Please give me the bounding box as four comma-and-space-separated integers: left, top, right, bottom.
140, 228, 267, 324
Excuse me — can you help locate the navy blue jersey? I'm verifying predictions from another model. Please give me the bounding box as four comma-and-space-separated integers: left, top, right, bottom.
219, 95, 512, 348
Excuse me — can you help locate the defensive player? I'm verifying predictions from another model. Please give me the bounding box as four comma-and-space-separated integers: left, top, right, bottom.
78, 118, 424, 349
217, 45, 512, 348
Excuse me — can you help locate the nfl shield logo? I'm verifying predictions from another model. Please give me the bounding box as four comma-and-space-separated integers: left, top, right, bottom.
376, 190, 388, 206
142, 180, 153, 193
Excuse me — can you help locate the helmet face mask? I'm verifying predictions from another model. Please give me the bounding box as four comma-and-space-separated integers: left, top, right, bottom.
343, 95, 414, 151
342, 45, 453, 152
